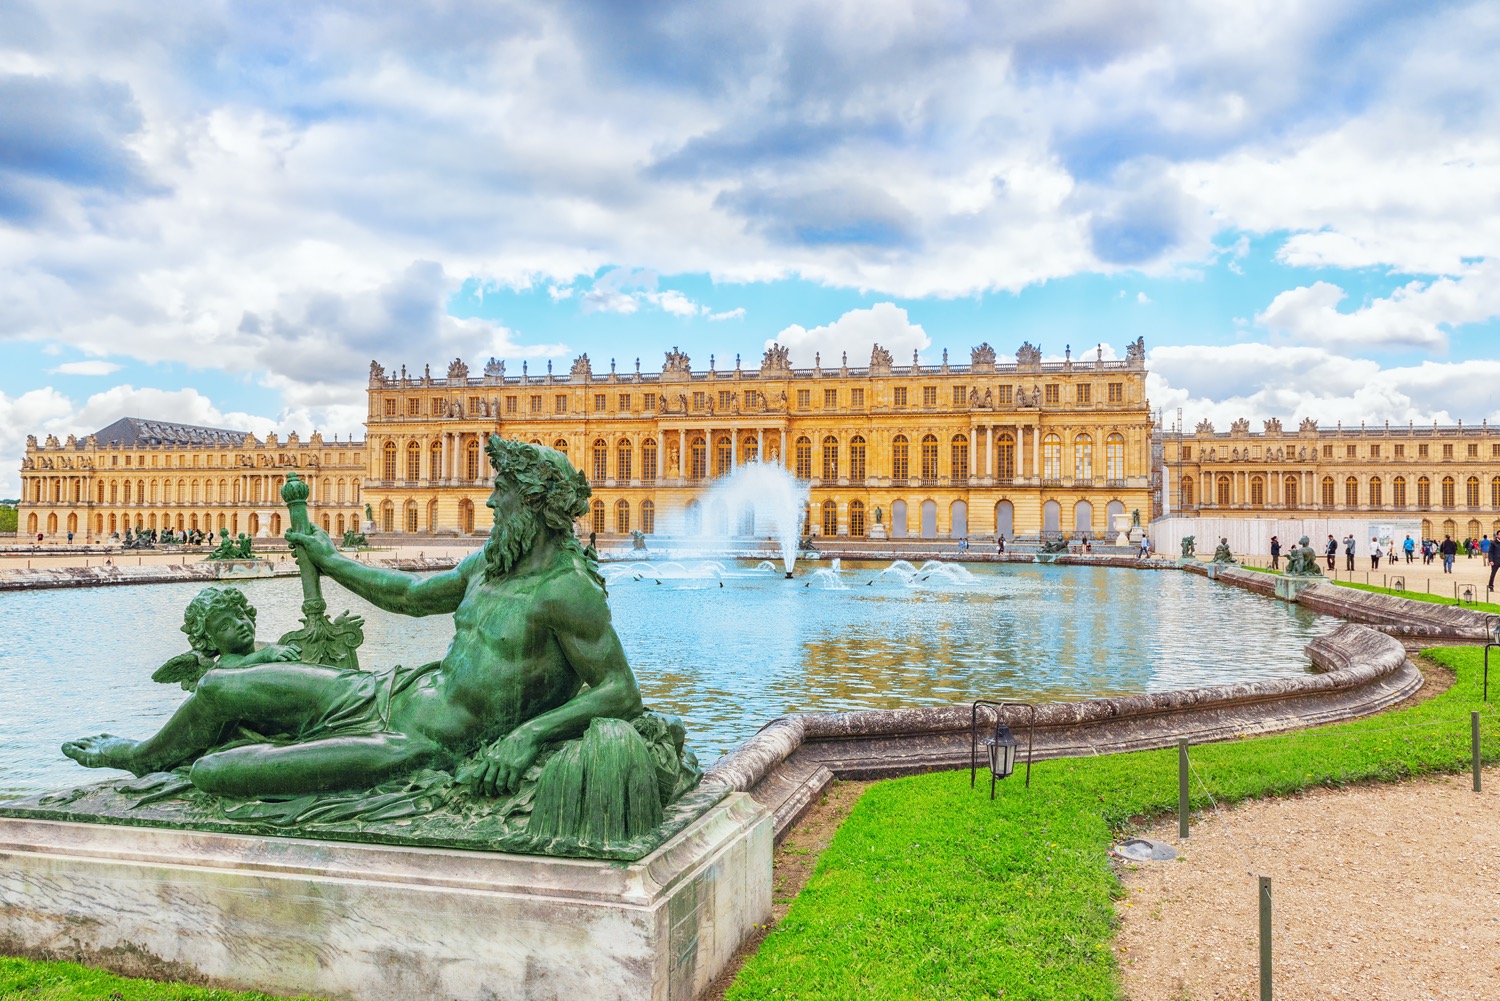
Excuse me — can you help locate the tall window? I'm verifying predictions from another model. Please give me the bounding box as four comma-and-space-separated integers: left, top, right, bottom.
892, 435, 909, 480
742, 436, 759, 464
466, 440, 481, 480
592, 439, 608, 481
824, 388, 837, 408
795, 437, 813, 479
1042, 434, 1061, 480
615, 500, 630, 534
715, 436, 733, 477
1492, 477, 1500, 509
1369, 477, 1382, 507
849, 436, 866, 480
821, 500, 838, 536
640, 500, 655, 533
893, 387, 907, 407
1076, 383, 1091, 404
1466, 476, 1480, 507
1320, 477, 1334, 507
1442, 476, 1456, 508
849, 500, 866, 537
1250, 476, 1265, 506
616, 440, 633, 481
405, 441, 421, 481
1074, 434, 1093, 480
429, 442, 442, 480
922, 386, 937, 407
1345, 477, 1358, 507
642, 439, 658, 482
690, 437, 708, 481
1417, 476, 1431, 508
1217, 475, 1231, 505
1106, 434, 1125, 480
405, 503, 418, 532
1394, 476, 1406, 507
591, 500, 605, 534
997, 434, 1015, 480
382, 442, 397, 480
1181, 477, 1194, 507
1283, 475, 1297, 508
921, 434, 939, 479
951, 434, 968, 480
822, 436, 839, 480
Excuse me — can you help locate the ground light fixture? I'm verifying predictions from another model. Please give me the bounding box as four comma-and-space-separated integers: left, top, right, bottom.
970, 700, 1036, 797
1460, 584, 1477, 605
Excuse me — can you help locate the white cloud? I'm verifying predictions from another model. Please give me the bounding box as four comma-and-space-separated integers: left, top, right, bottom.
647, 289, 704, 317
51, 361, 122, 376
772, 303, 931, 368
1137, 292, 1151, 304
708, 307, 745, 321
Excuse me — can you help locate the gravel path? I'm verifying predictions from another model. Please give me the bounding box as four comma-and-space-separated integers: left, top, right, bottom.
1116, 765, 1500, 1000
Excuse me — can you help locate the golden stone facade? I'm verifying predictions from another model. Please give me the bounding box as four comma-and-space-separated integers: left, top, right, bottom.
1162, 418, 1500, 540
17, 418, 366, 542
362, 341, 1155, 540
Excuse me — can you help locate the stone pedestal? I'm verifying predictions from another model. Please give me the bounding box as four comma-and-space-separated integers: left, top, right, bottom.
211, 558, 274, 579
868, 523, 888, 540
0, 793, 771, 1001
1274, 576, 1322, 602
1205, 562, 1220, 579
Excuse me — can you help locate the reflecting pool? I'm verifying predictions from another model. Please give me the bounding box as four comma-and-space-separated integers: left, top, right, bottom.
0, 560, 1333, 797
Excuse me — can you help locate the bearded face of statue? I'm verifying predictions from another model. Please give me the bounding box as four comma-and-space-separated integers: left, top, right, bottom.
483, 481, 543, 579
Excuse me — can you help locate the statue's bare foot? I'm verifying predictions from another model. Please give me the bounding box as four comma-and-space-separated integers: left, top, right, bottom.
62, 734, 143, 773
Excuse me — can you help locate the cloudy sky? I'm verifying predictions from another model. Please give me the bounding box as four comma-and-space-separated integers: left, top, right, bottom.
2, 0, 1498, 494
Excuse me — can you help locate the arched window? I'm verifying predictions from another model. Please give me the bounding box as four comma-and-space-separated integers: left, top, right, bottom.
1443, 518, 1457, 538
951, 434, 969, 480
892, 435, 909, 480
615, 499, 630, 534
382, 441, 397, 480
592, 439, 608, 482
616, 439, 633, 481
426, 499, 438, 532
591, 499, 605, 534
1417, 476, 1431, 508
640, 499, 655, 534
381, 501, 395, 533
1466, 476, 1480, 508
552, 438, 568, 459
1492, 477, 1500, 509
795, 437, 813, 479
849, 500, 866, 537
690, 436, 708, 481
642, 439, 658, 482
406, 442, 422, 481
1073, 433, 1092, 480
110, 481, 118, 503
996, 433, 1015, 481
849, 436, 866, 480
430, 441, 442, 480
716, 435, 733, 477
684, 499, 701, 535
1320, 476, 1335, 507
1394, 476, 1407, 507
821, 500, 838, 537
465, 440, 481, 480
1181, 476, 1194, 507
1105, 433, 1125, 481
404, 501, 418, 533
1441, 476, 1455, 509
1369, 477, 1382, 507
1250, 476, 1265, 507
920, 434, 939, 480
742, 436, 759, 464
1468, 518, 1482, 539
822, 436, 839, 480
1042, 434, 1061, 480
1345, 476, 1358, 507
1216, 474, 1231, 506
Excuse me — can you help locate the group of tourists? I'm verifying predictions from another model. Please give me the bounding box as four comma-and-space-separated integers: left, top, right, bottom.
1267, 532, 1499, 580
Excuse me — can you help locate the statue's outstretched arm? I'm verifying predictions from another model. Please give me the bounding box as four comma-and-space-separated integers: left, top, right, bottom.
287, 527, 471, 616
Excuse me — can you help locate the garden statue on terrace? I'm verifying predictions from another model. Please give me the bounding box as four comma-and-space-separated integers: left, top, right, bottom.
1180, 535, 1196, 559
1212, 538, 1236, 564
1283, 535, 1324, 577
62, 437, 648, 804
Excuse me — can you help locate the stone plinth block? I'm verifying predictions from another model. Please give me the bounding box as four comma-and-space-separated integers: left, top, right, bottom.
211, 558, 274, 579
0, 793, 771, 1001
1274, 576, 1322, 602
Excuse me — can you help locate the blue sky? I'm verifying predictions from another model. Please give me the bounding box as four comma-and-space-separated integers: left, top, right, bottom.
2, 1, 1499, 493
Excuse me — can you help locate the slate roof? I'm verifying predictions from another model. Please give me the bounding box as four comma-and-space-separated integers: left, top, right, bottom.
90, 417, 250, 448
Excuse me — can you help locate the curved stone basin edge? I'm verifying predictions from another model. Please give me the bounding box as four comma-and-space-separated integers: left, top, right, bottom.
704, 562, 1498, 843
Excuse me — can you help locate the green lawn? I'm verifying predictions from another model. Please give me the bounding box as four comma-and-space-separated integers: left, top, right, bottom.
0, 957, 325, 1001
727, 646, 1498, 1000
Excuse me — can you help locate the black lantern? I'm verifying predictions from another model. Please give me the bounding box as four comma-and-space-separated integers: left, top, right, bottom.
1461, 585, 1476, 605
971, 701, 1036, 798
1391, 576, 1405, 592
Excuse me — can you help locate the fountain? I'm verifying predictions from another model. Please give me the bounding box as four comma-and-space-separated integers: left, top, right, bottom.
695, 461, 808, 577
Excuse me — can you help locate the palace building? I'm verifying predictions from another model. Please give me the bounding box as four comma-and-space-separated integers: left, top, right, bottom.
1161, 418, 1500, 542
361, 340, 1156, 541
17, 417, 366, 542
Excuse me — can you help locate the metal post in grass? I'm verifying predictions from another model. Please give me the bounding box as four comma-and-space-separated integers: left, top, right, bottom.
1485, 619, 1500, 703
1473, 711, 1482, 793
1259, 876, 1273, 1001
1178, 739, 1190, 840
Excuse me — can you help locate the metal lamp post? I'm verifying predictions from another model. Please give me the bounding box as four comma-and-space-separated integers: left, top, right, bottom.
971, 700, 1036, 798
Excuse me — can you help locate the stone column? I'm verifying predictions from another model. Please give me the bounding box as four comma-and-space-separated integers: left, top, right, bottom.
968, 432, 975, 482
780, 429, 787, 467
1033, 422, 1041, 479
731, 428, 738, 468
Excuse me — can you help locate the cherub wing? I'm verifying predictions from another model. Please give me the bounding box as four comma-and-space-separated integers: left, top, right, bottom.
151, 650, 216, 691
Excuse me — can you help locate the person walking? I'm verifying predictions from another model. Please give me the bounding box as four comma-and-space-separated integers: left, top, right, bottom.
1489, 533, 1499, 593
1344, 533, 1356, 571
1403, 534, 1415, 564
1370, 537, 1382, 570
1269, 535, 1281, 570
1325, 534, 1338, 571
1440, 535, 1458, 574
996, 534, 1005, 554
1139, 535, 1151, 559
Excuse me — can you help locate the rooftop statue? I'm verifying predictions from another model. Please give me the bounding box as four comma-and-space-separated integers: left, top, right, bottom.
761, 343, 791, 373
1283, 536, 1324, 577
1180, 535, 1196, 559
1126, 336, 1146, 364
57, 438, 703, 858
970, 342, 996, 369
869, 343, 894, 373
1211, 538, 1236, 564
447, 358, 469, 381
1016, 341, 1042, 367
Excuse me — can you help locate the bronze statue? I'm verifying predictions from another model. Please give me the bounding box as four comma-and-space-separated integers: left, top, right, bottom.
1180, 535, 1196, 559
1283, 536, 1324, 577
1211, 538, 1236, 564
